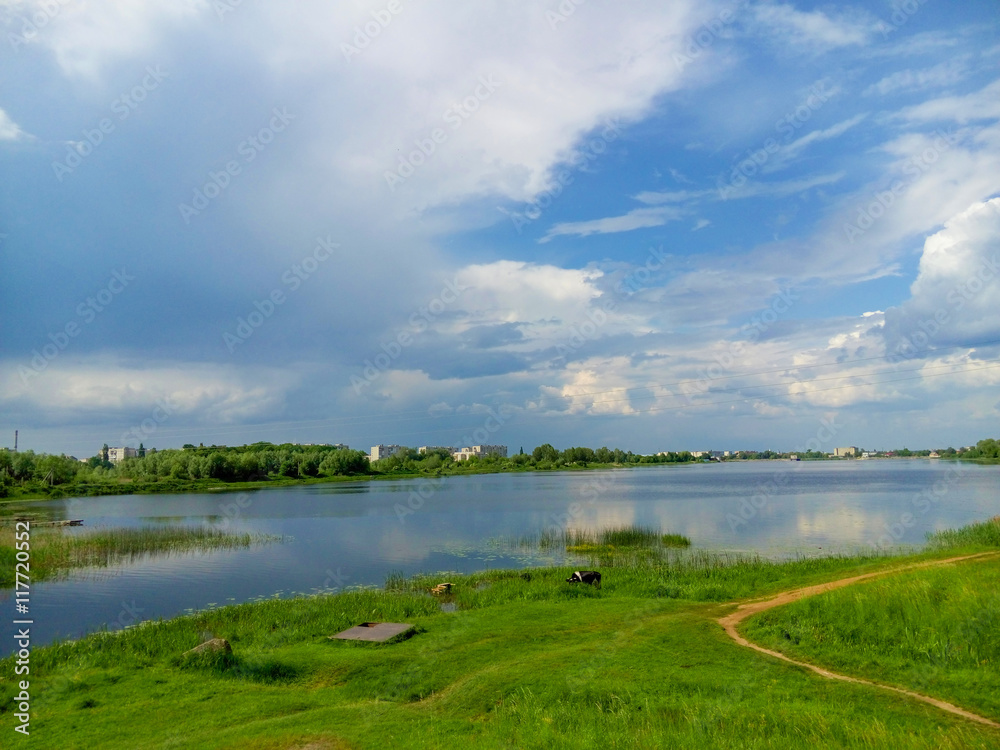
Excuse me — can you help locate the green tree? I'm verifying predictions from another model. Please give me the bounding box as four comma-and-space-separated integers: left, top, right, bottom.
532, 444, 559, 462
11, 450, 36, 481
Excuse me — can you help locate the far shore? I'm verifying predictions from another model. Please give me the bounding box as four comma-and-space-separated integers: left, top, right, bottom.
2, 454, 994, 507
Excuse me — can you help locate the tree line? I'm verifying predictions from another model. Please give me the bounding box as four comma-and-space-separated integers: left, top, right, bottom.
369, 444, 697, 474
0, 442, 698, 497
0, 442, 370, 497
4, 438, 994, 498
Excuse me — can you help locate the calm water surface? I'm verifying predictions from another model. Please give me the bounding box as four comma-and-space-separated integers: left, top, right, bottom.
3, 460, 998, 651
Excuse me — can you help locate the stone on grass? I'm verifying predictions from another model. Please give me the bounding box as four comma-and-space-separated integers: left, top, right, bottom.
183, 638, 232, 657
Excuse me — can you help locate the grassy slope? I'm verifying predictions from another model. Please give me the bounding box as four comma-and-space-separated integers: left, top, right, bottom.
741, 554, 1000, 719
3, 552, 1000, 749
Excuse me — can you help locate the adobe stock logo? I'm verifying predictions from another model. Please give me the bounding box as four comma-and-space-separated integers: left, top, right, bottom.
223, 236, 338, 353
20, 268, 136, 383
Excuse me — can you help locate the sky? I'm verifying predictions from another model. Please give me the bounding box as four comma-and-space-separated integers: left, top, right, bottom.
1, 0, 999, 458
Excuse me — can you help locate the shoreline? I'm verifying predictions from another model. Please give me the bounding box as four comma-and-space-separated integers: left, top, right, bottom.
4, 455, 993, 506
0, 460, 694, 505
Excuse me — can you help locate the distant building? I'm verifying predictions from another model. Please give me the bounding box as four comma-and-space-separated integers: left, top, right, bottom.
833, 446, 859, 457
418, 446, 454, 454
107, 446, 138, 464
370, 444, 405, 462
452, 445, 507, 461
689, 451, 708, 458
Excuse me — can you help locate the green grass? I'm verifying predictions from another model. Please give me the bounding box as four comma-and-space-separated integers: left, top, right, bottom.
661, 533, 692, 548
503, 524, 692, 561
0, 524, 275, 587
741, 554, 1000, 719
926, 516, 1000, 549
3, 523, 1000, 748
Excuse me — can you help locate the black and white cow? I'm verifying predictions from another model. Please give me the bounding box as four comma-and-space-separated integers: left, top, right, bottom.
566, 570, 601, 587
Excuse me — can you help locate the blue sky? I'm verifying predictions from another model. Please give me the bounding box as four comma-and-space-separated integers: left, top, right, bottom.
2, 0, 999, 457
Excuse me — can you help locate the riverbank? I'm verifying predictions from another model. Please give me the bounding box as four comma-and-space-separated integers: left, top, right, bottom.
0, 460, 693, 505
3, 520, 998, 748
5, 454, 994, 506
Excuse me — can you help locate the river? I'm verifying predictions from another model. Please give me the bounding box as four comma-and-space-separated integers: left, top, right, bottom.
3, 459, 997, 651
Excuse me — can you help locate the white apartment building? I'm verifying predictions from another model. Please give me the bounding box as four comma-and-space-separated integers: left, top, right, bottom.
418, 446, 454, 454
370, 444, 405, 462
451, 445, 508, 461
107, 446, 138, 464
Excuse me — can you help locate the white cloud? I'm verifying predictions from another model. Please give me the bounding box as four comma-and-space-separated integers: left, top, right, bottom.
279, 1, 713, 213
763, 114, 867, 172
540, 206, 685, 242
864, 58, 969, 97
10, 1, 719, 215
726, 172, 847, 199
455, 260, 603, 327
882, 197, 1000, 354
895, 78, 1000, 124
564, 173, 846, 242
0, 108, 28, 141
634, 188, 713, 205
2, 359, 297, 424
542, 360, 641, 416
751, 2, 874, 51
3, 0, 207, 80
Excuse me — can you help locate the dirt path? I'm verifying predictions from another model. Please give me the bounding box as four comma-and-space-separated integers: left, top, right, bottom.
718, 551, 1000, 729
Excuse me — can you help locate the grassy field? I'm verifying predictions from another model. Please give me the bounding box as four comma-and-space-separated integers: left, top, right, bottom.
742, 518, 1000, 720
2, 520, 1000, 748
0, 524, 275, 587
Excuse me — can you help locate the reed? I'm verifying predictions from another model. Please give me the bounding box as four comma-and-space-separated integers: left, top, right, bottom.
496, 524, 692, 555
926, 516, 1000, 549
0, 524, 275, 586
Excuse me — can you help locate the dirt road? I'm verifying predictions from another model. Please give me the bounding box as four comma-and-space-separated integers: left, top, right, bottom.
718, 551, 1000, 729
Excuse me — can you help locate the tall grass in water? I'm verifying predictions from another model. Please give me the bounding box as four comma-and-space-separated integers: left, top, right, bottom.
0, 525, 274, 586
64, 526, 270, 566
496, 524, 691, 553
926, 516, 1000, 549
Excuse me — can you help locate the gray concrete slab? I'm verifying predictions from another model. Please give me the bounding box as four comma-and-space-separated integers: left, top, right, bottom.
331, 622, 415, 642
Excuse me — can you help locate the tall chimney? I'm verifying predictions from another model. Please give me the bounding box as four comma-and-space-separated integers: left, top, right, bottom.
13, 430, 17, 452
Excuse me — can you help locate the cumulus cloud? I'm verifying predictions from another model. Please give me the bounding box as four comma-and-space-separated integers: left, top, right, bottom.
881, 197, 1000, 358
454, 260, 603, 328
